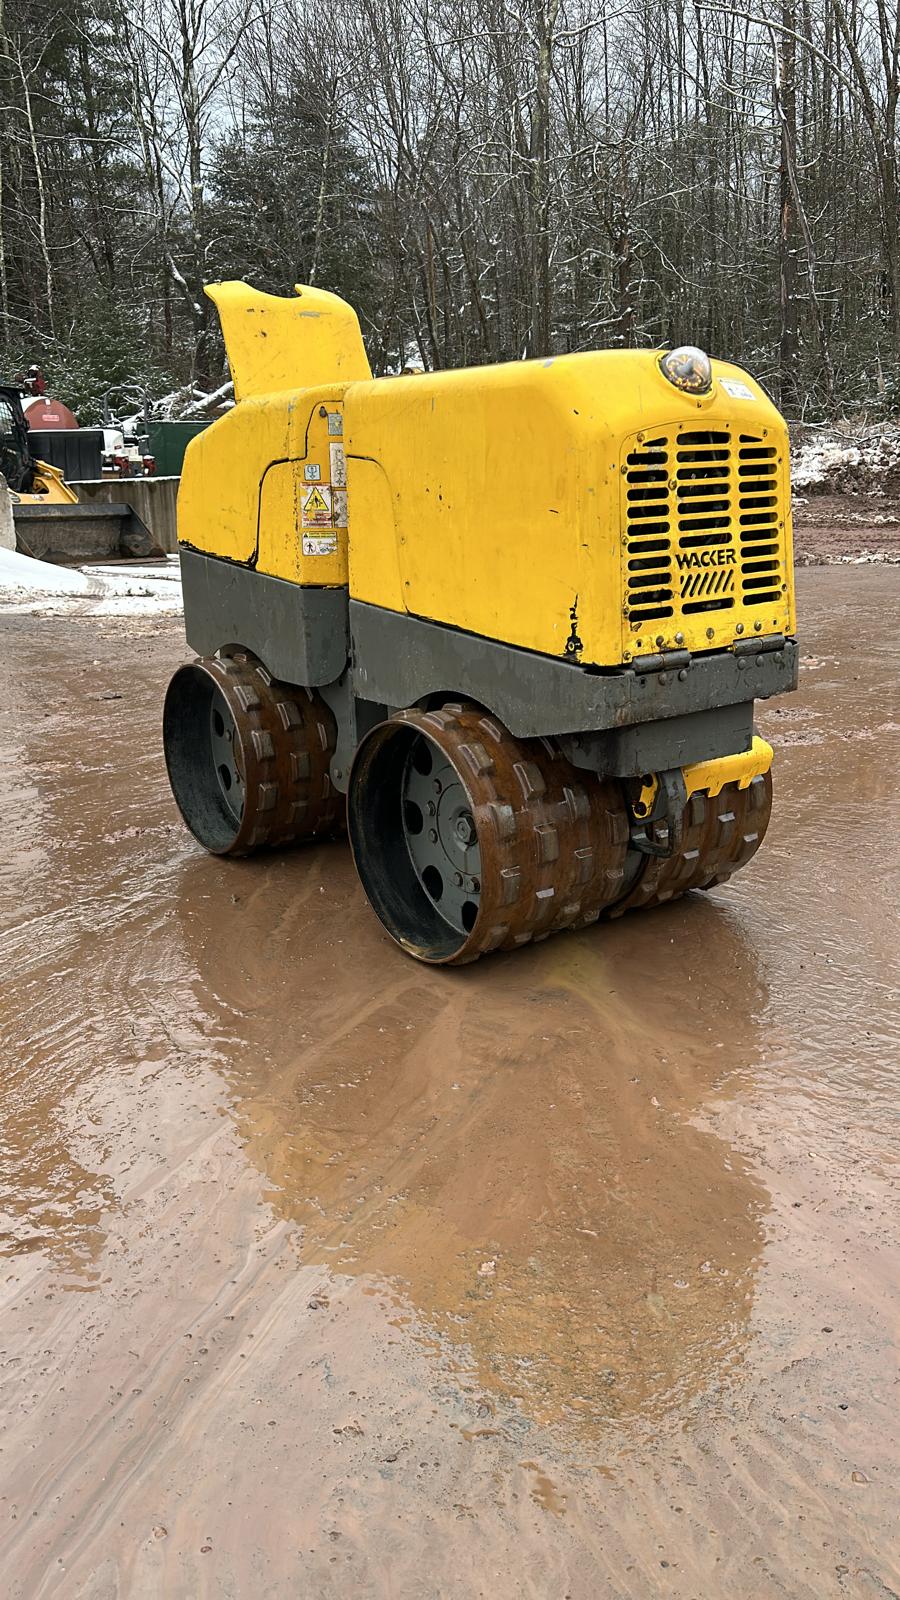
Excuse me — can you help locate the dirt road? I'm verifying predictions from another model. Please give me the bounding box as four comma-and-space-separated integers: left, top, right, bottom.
1, 567, 898, 1599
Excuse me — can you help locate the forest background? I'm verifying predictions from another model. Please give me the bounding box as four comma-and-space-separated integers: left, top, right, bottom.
1, 0, 898, 422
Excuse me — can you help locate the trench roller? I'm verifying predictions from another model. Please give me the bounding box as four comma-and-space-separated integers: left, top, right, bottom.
162, 283, 797, 963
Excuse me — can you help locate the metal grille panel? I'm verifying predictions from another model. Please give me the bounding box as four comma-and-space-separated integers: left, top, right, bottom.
622, 425, 785, 631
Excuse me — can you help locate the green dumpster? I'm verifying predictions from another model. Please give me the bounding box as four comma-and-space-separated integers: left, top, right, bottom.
147, 420, 211, 477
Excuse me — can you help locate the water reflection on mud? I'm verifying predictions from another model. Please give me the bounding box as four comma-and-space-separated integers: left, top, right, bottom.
176, 854, 771, 1432
0, 571, 898, 1599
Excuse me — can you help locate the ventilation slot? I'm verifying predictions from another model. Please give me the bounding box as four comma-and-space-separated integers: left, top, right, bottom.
674, 428, 736, 613
737, 436, 782, 605
624, 437, 674, 623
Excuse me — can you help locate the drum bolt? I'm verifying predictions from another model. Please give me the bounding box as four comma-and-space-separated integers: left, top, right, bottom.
433, 779, 442, 793
429, 828, 438, 843
453, 872, 463, 887
455, 812, 476, 846
427, 800, 436, 816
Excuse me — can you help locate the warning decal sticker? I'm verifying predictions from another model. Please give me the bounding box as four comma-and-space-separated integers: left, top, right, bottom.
302, 534, 337, 556
302, 483, 332, 527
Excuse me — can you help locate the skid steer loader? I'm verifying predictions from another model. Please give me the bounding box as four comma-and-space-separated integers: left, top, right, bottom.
163, 283, 796, 964
0, 385, 79, 506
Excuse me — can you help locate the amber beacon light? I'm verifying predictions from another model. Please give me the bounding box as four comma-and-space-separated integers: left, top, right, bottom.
659, 345, 713, 394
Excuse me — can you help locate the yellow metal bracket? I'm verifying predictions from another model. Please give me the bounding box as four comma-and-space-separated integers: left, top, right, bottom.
632, 773, 659, 818
683, 735, 773, 798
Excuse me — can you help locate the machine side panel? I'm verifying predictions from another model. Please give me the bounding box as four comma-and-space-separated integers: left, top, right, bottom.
348, 598, 798, 740
178, 396, 300, 564
344, 349, 792, 668
342, 456, 405, 612
180, 548, 348, 685
178, 387, 352, 577
256, 402, 349, 586
345, 357, 610, 661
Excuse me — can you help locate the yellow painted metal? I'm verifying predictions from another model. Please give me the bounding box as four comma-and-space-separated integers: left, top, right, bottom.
12, 460, 78, 506
178, 386, 350, 586
257, 403, 349, 587
634, 773, 659, 817
632, 735, 771, 813
343, 349, 794, 663
205, 282, 370, 401
683, 735, 773, 798
182, 282, 795, 670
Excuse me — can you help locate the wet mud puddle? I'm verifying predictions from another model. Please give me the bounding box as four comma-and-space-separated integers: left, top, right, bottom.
0, 568, 898, 1598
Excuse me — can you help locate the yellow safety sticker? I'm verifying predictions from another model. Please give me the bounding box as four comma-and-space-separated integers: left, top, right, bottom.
302, 483, 332, 527
302, 533, 337, 556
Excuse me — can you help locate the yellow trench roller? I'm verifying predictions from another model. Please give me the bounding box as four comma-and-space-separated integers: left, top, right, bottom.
163, 282, 797, 963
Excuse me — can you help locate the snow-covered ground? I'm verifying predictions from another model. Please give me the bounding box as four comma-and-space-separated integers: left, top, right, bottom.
791, 425, 900, 493
0, 549, 183, 616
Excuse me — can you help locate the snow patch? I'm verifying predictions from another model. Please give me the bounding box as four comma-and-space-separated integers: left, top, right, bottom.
0, 549, 183, 616
792, 426, 900, 494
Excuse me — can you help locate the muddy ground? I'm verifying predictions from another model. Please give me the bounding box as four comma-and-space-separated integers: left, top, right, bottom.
793, 489, 900, 563
1, 565, 898, 1599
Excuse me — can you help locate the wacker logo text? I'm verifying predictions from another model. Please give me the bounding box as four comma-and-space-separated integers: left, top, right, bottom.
676, 549, 736, 571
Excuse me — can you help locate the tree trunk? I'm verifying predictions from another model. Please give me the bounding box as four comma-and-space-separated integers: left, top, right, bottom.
777, 0, 800, 413
526, 0, 560, 357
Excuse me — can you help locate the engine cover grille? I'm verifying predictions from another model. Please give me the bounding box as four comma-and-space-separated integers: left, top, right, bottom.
621, 424, 787, 640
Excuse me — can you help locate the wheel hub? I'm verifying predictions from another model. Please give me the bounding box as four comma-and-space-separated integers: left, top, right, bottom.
402, 736, 481, 933
209, 689, 244, 823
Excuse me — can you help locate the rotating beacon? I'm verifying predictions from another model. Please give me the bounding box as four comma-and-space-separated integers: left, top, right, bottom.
163, 283, 797, 964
